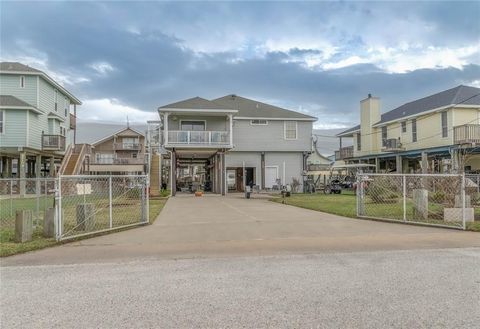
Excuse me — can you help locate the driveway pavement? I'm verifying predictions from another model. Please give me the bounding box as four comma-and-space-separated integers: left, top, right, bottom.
2, 194, 479, 266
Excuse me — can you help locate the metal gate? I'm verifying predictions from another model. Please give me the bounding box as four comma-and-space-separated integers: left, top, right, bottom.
56, 175, 149, 240
357, 173, 468, 230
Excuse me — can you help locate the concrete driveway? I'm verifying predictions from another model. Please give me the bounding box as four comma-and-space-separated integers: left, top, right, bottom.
3, 194, 479, 266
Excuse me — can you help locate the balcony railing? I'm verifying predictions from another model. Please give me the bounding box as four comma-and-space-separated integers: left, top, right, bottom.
167, 130, 230, 146
69, 113, 76, 129
42, 134, 66, 151
113, 142, 142, 150
335, 146, 354, 160
454, 124, 480, 144
92, 157, 145, 165
382, 138, 405, 152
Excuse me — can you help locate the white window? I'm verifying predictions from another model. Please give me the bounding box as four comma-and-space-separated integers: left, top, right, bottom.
20, 76, 25, 88
284, 121, 297, 140
441, 111, 448, 137
250, 119, 268, 125
0, 110, 4, 134
64, 97, 68, 117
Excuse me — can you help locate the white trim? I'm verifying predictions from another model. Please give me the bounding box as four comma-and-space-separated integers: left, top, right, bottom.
26, 111, 29, 147
19, 75, 25, 88
0, 70, 82, 104
48, 112, 66, 122
284, 121, 298, 140
250, 119, 268, 125
158, 108, 238, 114
178, 119, 207, 131
0, 105, 44, 114
36, 76, 39, 107
236, 116, 316, 121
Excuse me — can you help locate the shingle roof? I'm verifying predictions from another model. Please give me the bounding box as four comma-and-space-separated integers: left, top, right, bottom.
376, 85, 480, 125
0, 95, 35, 107
159, 97, 228, 110
0, 62, 42, 73
337, 124, 360, 137
212, 94, 317, 120
337, 85, 480, 136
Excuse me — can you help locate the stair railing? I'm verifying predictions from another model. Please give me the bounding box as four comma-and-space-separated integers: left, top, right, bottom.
58, 144, 73, 175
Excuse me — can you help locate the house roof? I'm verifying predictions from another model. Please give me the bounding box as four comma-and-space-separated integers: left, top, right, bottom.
0, 62, 43, 73
337, 85, 480, 137
212, 94, 317, 120
376, 85, 480, 126
159, 97, 228, 110
0, 95, 44, 114
0, 62, 82, 105
92, 126, 145, 146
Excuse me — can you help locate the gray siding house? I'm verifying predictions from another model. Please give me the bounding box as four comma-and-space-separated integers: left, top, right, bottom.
0, 62, 81, 183
154, 95, 316, 195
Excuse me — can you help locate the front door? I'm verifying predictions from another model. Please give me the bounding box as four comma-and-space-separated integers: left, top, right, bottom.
265, 166, 278, 189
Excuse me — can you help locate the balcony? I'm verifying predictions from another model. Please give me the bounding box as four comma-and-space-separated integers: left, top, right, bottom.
335, 146, 354, 160
42, 134, 66, 151
69, 113, 76, 129
92, 157, 145, 165
166, 130, 230, 147
454, 124, 480, 144
113, 142, 142, 151
381, 138, 405, 152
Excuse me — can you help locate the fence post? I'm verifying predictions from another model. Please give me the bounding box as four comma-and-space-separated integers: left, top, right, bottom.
461, 173, 466, 230
146, 175, 150, 223
55, 177, 62, 240
109, 176, 113, 229
10, 179, 13, 217
356, 174, 364, 216
403, 175, 407, 222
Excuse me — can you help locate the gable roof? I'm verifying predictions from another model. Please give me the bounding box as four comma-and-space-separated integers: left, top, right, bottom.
159, 97, 228, 110
212, 94, 317, 120
92, 127, 145, 146
375, 85, 480, 126
337, 85, 480, 137
0, 95, 43, 114
0, 62, 82, 105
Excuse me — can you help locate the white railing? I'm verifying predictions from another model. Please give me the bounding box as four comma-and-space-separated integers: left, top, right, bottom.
167, 130, 230, 145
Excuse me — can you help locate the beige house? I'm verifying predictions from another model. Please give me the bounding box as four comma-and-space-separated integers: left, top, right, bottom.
89, 127, 146, 175
336, 85, 480, 173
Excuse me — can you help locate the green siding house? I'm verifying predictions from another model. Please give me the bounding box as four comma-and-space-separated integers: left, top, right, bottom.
0, 62, 81, 179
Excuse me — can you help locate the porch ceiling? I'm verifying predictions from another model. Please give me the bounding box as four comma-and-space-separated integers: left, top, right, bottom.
174, 149, 220, 159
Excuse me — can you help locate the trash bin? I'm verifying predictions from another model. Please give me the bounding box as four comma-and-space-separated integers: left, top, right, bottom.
245, 186, 251, 199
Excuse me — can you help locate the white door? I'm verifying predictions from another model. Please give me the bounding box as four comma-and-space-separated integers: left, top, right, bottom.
265, 166, 278, 188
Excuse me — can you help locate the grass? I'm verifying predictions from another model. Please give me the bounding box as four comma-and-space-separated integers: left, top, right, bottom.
0, 197, 168, 257
271, 191, 480, 232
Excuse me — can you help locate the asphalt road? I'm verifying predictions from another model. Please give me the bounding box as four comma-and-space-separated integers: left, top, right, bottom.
2, 248, 480, 328
2, 195, 480, 328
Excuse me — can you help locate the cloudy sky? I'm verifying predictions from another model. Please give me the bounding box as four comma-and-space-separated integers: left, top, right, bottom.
1, 1, 479, 129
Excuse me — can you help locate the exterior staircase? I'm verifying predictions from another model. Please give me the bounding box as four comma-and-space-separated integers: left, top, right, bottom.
59, 144, 91, 175
149, 153, 161, 196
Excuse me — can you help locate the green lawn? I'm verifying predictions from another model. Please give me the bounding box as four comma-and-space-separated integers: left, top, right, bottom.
0, 197, 168, 257
271, 191, 480, 232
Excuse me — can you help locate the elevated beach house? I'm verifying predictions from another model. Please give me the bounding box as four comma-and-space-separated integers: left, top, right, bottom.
0, 62, 81, 186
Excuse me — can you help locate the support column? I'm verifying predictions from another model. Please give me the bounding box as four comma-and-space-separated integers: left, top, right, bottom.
220, 152, 226, 196
421, 152, 428, 174
171, 150, 176, 196
49, 157, 55, 177
6, 157, 12, 177
396, 155, 402, 173
19, 152, 26, 195
261, 152, 265, 190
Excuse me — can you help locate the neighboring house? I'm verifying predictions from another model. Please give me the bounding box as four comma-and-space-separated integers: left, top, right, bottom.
0, 62, 81, 183
153, 95, 316, 195
336, 85, 480, 173
307, 138, 333, 171
89, 127, 146, 175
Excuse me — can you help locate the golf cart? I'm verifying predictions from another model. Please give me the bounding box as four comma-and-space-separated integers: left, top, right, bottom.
323, 163, 376, 194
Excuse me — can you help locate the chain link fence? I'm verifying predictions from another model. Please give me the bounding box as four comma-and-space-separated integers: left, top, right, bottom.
357, 173, 469, 229
0, 175, 148, 241
0, 178, 56, 230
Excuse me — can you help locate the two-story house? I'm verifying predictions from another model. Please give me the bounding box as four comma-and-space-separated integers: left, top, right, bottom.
336, 85, 480, 173
0, 62, 81, 184
89, 127, 146, 175
152, 95, 316, 195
